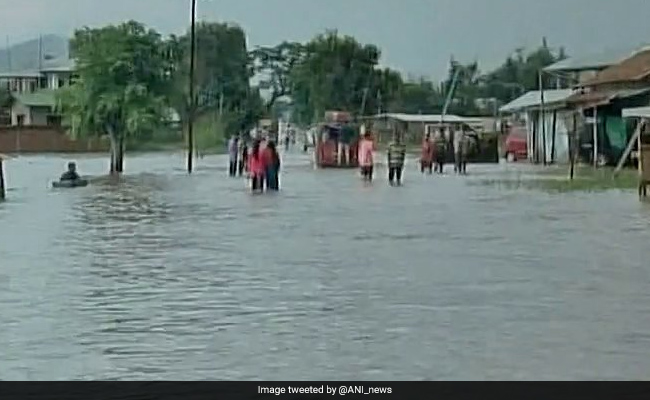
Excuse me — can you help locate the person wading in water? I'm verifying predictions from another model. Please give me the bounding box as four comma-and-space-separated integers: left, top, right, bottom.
247, 139, 265, 192
263, 140, 281, 190
433, 129, 447, 174
387, 130, 407, 185
420, 132, 434, 174
358, 126, 376, 182
238, 138, 249, 176
227, 135, 239, 177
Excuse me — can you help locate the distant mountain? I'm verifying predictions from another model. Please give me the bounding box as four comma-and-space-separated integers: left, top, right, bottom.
0, 34, 69, 72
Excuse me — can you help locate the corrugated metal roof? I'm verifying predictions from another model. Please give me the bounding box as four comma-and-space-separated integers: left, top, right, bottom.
566, 88, 650, 106
581, 48, 650, 86
622, 106, 650, 118
499, 89, 575, 113
373, 113, 484, 123
543, 45, 643, 72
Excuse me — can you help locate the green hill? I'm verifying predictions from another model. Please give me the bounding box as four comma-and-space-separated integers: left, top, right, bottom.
0, 34, 68, 72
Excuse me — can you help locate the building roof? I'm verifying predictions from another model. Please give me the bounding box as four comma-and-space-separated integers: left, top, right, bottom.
565, 87, 650, 107
622, 106, 650, 118
499, 89, 575, 113
580, 47, 650, 86
373, 113, 484, 124
39, 58, 76, 73
543, 45, 642, 72
0, 71, 42, 79
12, 89, 58, 107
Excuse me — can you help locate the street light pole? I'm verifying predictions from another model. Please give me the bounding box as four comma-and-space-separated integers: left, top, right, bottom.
187, 0, 197, 173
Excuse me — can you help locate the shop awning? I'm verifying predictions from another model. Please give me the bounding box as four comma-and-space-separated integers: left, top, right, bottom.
622, 106, 650, 118
566, 88, 650, 108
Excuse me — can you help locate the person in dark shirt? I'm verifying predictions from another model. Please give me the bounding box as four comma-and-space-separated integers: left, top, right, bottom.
60, 162, 81, 181
387, 131, 407, 185
238, 140, 249, 176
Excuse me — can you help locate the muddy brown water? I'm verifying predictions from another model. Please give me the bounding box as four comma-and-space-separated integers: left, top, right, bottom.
1, 151, 650, 380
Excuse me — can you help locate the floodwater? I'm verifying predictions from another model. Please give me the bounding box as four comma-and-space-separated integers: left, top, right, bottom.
1, 151, 650, 380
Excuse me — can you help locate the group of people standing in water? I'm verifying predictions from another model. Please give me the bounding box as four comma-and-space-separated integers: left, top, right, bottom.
357, 124, 471, 186
420, 127, 472, 175
228, 135, 281, 193
227, 124, 472, 193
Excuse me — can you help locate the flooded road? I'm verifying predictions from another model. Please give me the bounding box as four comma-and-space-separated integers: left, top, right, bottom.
2, 151, 650, 380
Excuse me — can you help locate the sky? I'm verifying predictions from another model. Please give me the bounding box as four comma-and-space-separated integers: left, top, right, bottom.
1, 0, 650, 79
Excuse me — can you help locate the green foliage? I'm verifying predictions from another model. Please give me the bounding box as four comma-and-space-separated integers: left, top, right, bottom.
250, 41, 305, 111
167, 21, 261, 135
288, 30, 403, 124
0, 87, 12, 108
57, 21, 172, 141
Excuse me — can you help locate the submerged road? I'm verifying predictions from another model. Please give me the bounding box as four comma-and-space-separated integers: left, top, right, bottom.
1, 151, 650, 379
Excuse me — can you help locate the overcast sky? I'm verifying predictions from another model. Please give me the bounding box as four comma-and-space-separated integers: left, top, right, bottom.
1, 0, 650, 79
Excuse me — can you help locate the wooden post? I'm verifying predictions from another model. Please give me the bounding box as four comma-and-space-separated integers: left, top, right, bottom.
538, 71, 547, 165
614, 120, 644, 176
187, 0, 197, 174
593, 106, 598, 167
569, 112, 577, 180
550, 110, 557, 163
0, 155, 5, 200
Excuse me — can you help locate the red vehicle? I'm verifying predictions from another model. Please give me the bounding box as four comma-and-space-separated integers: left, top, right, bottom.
314, 111, 360, 169
504, 126, 528, 162
315, 123, 359, 168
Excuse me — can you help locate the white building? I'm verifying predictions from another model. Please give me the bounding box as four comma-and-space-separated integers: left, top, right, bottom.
0, 58, 75, 126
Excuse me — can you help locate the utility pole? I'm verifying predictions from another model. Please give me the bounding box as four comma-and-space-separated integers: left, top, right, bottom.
187, 0, 197, 173
5, 36, 11, 71
38, 34, 43, 71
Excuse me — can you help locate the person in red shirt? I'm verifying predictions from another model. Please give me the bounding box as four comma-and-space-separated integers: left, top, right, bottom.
260, 140, 277, 191
247, 140, 265, 192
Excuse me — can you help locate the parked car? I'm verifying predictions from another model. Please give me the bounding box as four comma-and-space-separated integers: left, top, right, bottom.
504, 126, 527, 162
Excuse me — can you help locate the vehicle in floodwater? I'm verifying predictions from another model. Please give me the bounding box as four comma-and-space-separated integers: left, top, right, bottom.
314, 111, 360, 169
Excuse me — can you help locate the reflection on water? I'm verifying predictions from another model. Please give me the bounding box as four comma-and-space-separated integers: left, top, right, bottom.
2, 152, 650, 380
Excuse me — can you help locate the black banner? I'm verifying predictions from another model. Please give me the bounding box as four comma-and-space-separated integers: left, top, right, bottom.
0, 382, 648, 400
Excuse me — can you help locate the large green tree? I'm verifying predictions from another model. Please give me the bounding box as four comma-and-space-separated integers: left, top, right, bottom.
289, 30, 403, 124
167, 21, 262, 150
58, 21, 172, 173
250, 41, 305, 112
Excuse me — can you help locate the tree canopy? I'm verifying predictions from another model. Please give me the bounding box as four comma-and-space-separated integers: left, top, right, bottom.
55, 19, 568, 173
58, 20, 173, 172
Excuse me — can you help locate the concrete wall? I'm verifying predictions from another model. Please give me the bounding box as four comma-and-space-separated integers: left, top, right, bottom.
0, 127, 109, 153
10, 102, 31, 125
525, 109, 573, 164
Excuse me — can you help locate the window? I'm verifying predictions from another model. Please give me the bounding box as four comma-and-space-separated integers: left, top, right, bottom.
28, 81, 36, 92
46, 115, 62, 127
58, 78, 65, 88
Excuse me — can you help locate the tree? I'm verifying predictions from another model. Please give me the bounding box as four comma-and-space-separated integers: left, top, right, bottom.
250, 41, 305, 112
167, 22, 262, 150
58, 21, 172, 173
289, 30, 402, 124
480, 41, 568, 104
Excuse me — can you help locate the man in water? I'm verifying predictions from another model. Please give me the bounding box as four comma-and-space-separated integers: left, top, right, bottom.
60, 162, 81, 181
227, 135, 239, 177
238, 138, 249, 176
387, 130, 406, 185
358, 127, 375, 181
338, 123, 355, 166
